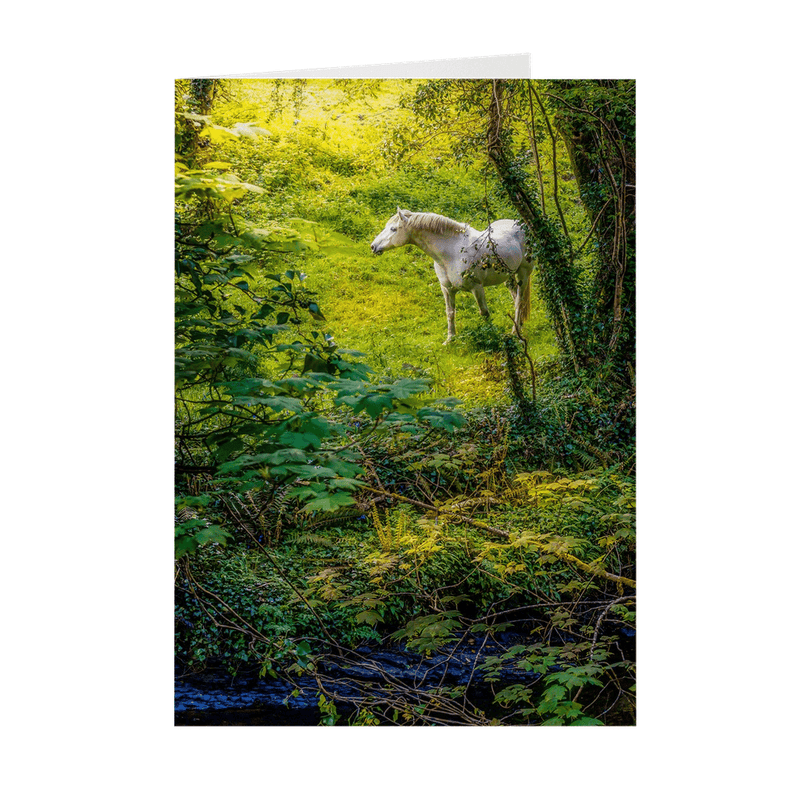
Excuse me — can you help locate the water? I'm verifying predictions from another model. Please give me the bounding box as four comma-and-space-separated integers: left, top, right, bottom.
176, 632, 545, 726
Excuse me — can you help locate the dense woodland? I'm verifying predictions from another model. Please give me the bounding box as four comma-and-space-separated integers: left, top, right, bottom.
174, 78, 636, 725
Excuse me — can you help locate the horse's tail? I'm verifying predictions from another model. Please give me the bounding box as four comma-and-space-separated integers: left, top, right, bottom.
519, 268, 532, 324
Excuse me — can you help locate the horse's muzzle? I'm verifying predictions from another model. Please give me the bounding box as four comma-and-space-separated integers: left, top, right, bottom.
371, 244, 383, 255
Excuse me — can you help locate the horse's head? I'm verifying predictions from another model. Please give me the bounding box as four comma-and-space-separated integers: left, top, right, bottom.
370, 207, 412, 255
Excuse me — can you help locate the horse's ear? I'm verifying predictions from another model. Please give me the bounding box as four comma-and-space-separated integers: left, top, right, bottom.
397, 207, 410, 224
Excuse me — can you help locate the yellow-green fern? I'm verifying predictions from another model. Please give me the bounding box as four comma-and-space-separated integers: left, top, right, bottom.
371, 506, 409, 552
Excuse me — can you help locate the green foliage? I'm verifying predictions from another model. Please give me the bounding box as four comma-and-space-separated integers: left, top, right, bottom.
174, 79, 635, 726
175, 131, 465, 557
390, 611, 462, 655
175, 518, 232, 559
481, 637, 630, 725
317, 693, 341, 726
539, 80, 636, 369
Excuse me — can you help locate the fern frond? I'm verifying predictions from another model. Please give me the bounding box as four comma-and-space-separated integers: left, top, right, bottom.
572, 437, 610, 469
287, 532, 335, 547
500, 485, 529, 504
303, 508, 365, 531
371, 507, 410, 552
221, 485, 292, 546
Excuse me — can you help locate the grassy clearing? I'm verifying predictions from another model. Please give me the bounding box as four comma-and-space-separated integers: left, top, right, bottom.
301, 247, 558, 408
201, 79, 559, 408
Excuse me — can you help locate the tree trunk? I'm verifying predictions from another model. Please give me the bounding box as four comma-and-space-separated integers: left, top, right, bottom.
486, 80, 585, 364
543, 80, 636, 371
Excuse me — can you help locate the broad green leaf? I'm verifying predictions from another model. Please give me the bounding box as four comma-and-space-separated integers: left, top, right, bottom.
194, 525, 232, 545
307, 302, 326, 321
302, 492, 356, 513
175, 535, 196, 559
278, 431, 321, 450
354, 610, 383, 626
230, 395, 304, 414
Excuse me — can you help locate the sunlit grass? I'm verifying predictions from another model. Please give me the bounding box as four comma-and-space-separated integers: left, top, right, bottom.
304, 247, 558, 408
205, 79, 561, 408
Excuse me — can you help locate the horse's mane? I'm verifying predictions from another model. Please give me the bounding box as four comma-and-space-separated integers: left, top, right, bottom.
393, 210, 466, 236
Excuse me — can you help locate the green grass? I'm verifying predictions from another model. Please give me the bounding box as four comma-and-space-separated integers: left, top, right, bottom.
204, 79, 561, 408
301, 246, 558, 408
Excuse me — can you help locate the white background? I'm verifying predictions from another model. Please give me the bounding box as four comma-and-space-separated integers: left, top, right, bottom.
3, 2, 796, 797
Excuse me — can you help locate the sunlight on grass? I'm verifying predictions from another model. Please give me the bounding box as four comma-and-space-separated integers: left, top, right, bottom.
304, 247, 557, 408
207, 79, 561, 408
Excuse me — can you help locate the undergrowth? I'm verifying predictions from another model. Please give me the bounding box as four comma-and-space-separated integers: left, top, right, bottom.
175, 78, 635, 726
176, 389, 636, 725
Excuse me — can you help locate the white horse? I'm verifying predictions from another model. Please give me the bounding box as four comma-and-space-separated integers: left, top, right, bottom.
370, 208, 532, 344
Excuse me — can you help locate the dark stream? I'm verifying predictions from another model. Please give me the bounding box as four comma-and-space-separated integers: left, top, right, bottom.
175, 627, 635, 725
176, 632, 529, 726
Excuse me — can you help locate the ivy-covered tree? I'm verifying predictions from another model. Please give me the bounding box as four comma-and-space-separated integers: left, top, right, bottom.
405, 79, 635, 383
542, 80, 635, 370
487, 80, 635, 376
485, 80, 586, 366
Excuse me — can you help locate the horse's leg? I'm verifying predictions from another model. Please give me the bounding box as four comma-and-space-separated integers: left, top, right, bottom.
506, 280, 519, 320
471, 285, 491, 319
508, 266, 531, 330
439, 279, 457, 344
